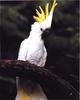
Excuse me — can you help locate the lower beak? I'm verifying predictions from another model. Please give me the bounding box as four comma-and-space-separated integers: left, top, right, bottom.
42, 30, 50, 39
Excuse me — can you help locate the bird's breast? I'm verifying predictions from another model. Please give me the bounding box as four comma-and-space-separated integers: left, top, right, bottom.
26, 40, 46, 67
27, 47, 45, 66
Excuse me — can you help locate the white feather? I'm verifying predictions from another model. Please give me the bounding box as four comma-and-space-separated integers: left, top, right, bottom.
15, 22, 47, 100
15, 1, 55, 99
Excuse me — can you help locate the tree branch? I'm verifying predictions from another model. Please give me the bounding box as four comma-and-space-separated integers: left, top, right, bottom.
0, 60, 79, 98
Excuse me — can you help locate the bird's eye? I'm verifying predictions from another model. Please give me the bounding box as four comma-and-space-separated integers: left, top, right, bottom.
40, 28, 43, 31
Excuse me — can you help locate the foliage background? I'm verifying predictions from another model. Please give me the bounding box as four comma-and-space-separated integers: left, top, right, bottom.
0, 0, 79, 100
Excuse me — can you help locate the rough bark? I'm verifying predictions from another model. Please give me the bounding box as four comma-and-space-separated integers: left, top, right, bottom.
0, 60, 79, 99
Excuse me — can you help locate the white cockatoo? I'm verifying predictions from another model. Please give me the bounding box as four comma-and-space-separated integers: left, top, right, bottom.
15, 0, 57, 100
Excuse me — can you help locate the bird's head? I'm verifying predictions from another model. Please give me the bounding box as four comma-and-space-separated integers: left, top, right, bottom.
32, 0, 57, 34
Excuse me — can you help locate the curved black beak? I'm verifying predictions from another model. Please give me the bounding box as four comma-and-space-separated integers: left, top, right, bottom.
43, 29, 50, 33
42, 29, 50, 39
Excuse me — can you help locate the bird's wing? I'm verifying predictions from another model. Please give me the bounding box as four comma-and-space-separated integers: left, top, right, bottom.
42, 46, 47, 67
18, 39, 28, 61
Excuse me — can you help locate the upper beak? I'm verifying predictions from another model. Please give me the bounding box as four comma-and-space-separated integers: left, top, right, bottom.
43, 29, 49, 33
42, 29, 50, 39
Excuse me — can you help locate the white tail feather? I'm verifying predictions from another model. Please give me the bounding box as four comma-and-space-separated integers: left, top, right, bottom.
15, 77, 47, 100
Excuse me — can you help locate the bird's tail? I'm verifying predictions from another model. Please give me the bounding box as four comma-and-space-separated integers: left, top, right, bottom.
15, 77, 47, 100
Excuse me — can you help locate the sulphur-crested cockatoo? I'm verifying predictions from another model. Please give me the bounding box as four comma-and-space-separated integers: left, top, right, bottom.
15, 0, 57, 100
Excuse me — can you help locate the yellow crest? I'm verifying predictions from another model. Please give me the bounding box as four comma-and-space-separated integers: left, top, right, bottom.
33, 0, 58, 23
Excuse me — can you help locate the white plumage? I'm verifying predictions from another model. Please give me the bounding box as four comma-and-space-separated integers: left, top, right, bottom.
18, 31, 47, 67
15, 23, 47, 100
15, 0, 57, 99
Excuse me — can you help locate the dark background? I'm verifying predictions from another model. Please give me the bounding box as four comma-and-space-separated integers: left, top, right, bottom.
0, 0, 79, 100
